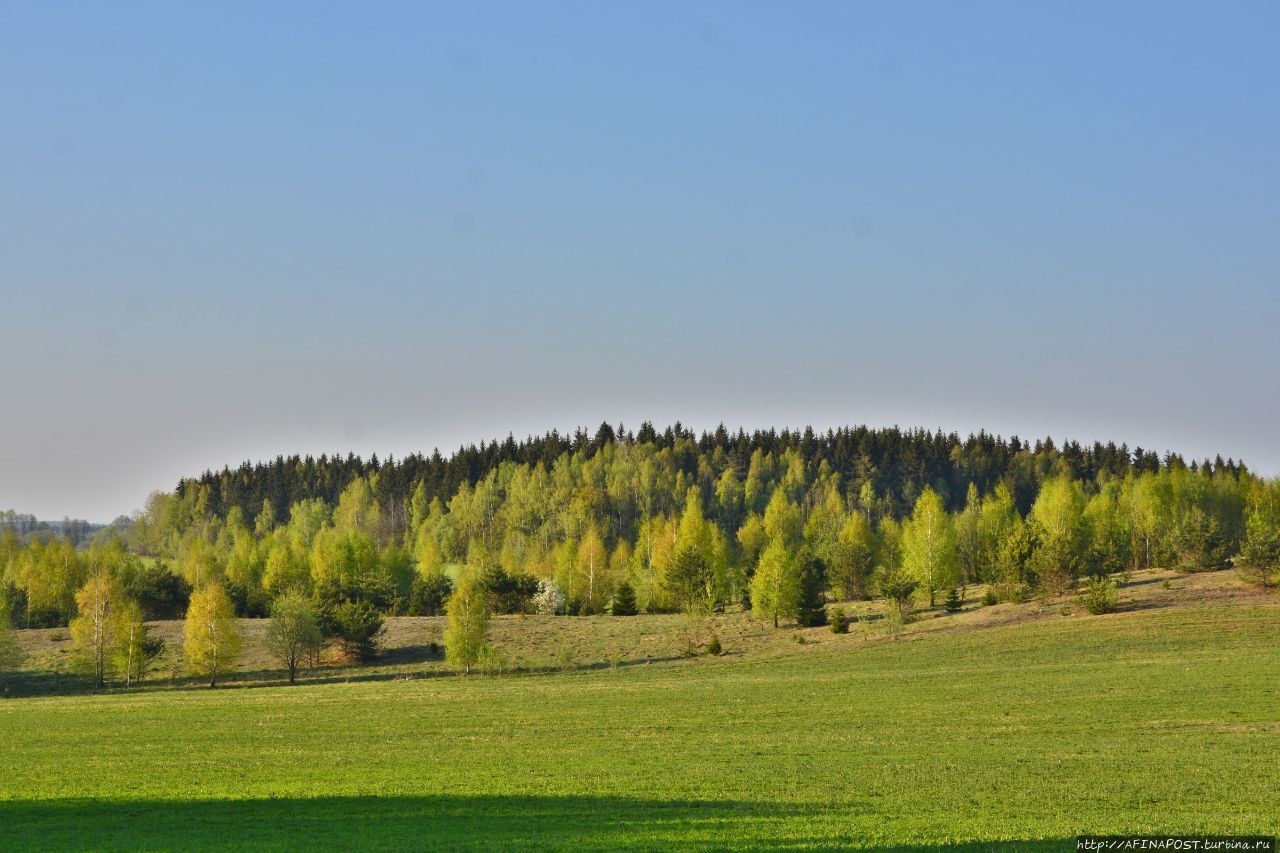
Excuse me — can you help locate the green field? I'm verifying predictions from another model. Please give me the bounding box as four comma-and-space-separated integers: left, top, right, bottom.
2, 575, 1278, 850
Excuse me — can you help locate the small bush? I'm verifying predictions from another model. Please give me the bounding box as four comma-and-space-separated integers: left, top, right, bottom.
1161, 579, 1172, 590
705, 634, 722, 656
1081, 576, 1118, 615
829, 607, 849, 634
980, 589, 998, 607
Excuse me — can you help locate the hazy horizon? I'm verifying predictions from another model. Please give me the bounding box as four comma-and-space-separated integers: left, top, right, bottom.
3, 2, 1278, 521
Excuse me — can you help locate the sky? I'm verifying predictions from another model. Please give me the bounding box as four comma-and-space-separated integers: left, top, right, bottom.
1, 1, 1277, 522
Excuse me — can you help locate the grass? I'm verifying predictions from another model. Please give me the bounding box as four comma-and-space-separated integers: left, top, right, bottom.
1, 570, 1277, 849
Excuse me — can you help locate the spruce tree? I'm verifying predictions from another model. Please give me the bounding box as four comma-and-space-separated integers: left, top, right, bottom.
610, 582, 638, 616
943, 587, 963, 613
795, 553, 827, 627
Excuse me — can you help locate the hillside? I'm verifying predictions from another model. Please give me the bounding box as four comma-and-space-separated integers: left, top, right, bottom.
8, 566, 1271, 693
1, 568, 1276, 850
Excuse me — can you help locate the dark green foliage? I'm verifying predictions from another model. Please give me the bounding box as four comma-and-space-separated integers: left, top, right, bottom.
980, 588, 998, 607
126, 563, 191, 621
173, 423, 1203, 541
225, 580, 271, 619
138, 635, 166, 682
479, 566, 538, 614
880, 572, 919, 609
324, 600, 385, 662
313, 580, 388, 661
1171, 507, 1229, 572
610, 582, 638, 616
943, 588, 963, 614
665, 547, 712, 614
829, 606, 849, 634
705, 634, 722, 656
407, 574, 454, 616
794, 553, 827, 627
1, 583, 27, 628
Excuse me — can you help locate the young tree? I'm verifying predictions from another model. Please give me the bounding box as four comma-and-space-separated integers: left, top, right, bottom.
444, 575, 490, 674
0, 600, 22, 688
111, 598, 155, 687
795, 552, 828, 627
1240, 510, 1280, 588
664, 546, 713, 615
610, 581, 638, 616
901, 488, 958, 607
1029, 477, 1086, 593
183, 584, 241, 688
266, 590, 322, 684
70, 573, 123, 687
574, 525, 608, 613
750, 540, 800, 627
954, 484, 983, 588
828, 513, 878, 600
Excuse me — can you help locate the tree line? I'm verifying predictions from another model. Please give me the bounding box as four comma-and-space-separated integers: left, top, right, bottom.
2, 424, 1278, 668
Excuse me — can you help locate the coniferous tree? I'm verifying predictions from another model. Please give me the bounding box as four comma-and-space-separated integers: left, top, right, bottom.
795, 553, 827, 627
610, 581, 638, 616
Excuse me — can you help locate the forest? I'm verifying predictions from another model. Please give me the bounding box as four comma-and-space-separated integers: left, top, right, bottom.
2, 422, 1278, 684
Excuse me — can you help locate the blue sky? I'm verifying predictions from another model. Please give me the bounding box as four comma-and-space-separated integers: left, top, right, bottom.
1, 1, 1277, 521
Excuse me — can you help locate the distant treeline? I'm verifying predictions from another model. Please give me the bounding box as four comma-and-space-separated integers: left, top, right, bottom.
2, 422, 1277, 632
172, 422, 1239, 534
0, 511, 100, 548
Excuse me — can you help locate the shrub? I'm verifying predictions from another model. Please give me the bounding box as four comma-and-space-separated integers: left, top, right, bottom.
880, 572, 919, 614
533, 579, 566, 616
705, 634, 722, 656
1081, 576, 1118, 615
993, 580, 1029, 604
980, 588, 998, 607
829, 606, 849, 634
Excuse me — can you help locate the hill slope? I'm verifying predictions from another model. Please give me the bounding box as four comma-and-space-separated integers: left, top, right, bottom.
2, 570, 1277, 850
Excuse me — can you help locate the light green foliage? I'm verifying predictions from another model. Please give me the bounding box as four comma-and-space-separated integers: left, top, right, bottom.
750, 540, 800, 627
901, 488, 958, 607
953, 483, 983, 586
762, 488, 802, 550
183, 584, 241, 688
69, 573, 124, 687
444, 575, 490, 674
1081, 576, 1118, 615
110, 598, 150, 687
3, 606, 1276, 848
266, 590, 322, 683
1029, 477, 1086, 592
827, 513, 878, 600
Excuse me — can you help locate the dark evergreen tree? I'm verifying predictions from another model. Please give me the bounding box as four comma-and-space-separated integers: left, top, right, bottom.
795, 553, 827, 627
610, 582, 638, 616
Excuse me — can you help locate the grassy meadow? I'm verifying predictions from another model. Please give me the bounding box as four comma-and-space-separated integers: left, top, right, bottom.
1, 569, 1277, 850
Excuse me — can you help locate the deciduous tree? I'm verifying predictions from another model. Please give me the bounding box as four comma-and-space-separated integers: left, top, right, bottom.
184, 584, 241, 688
